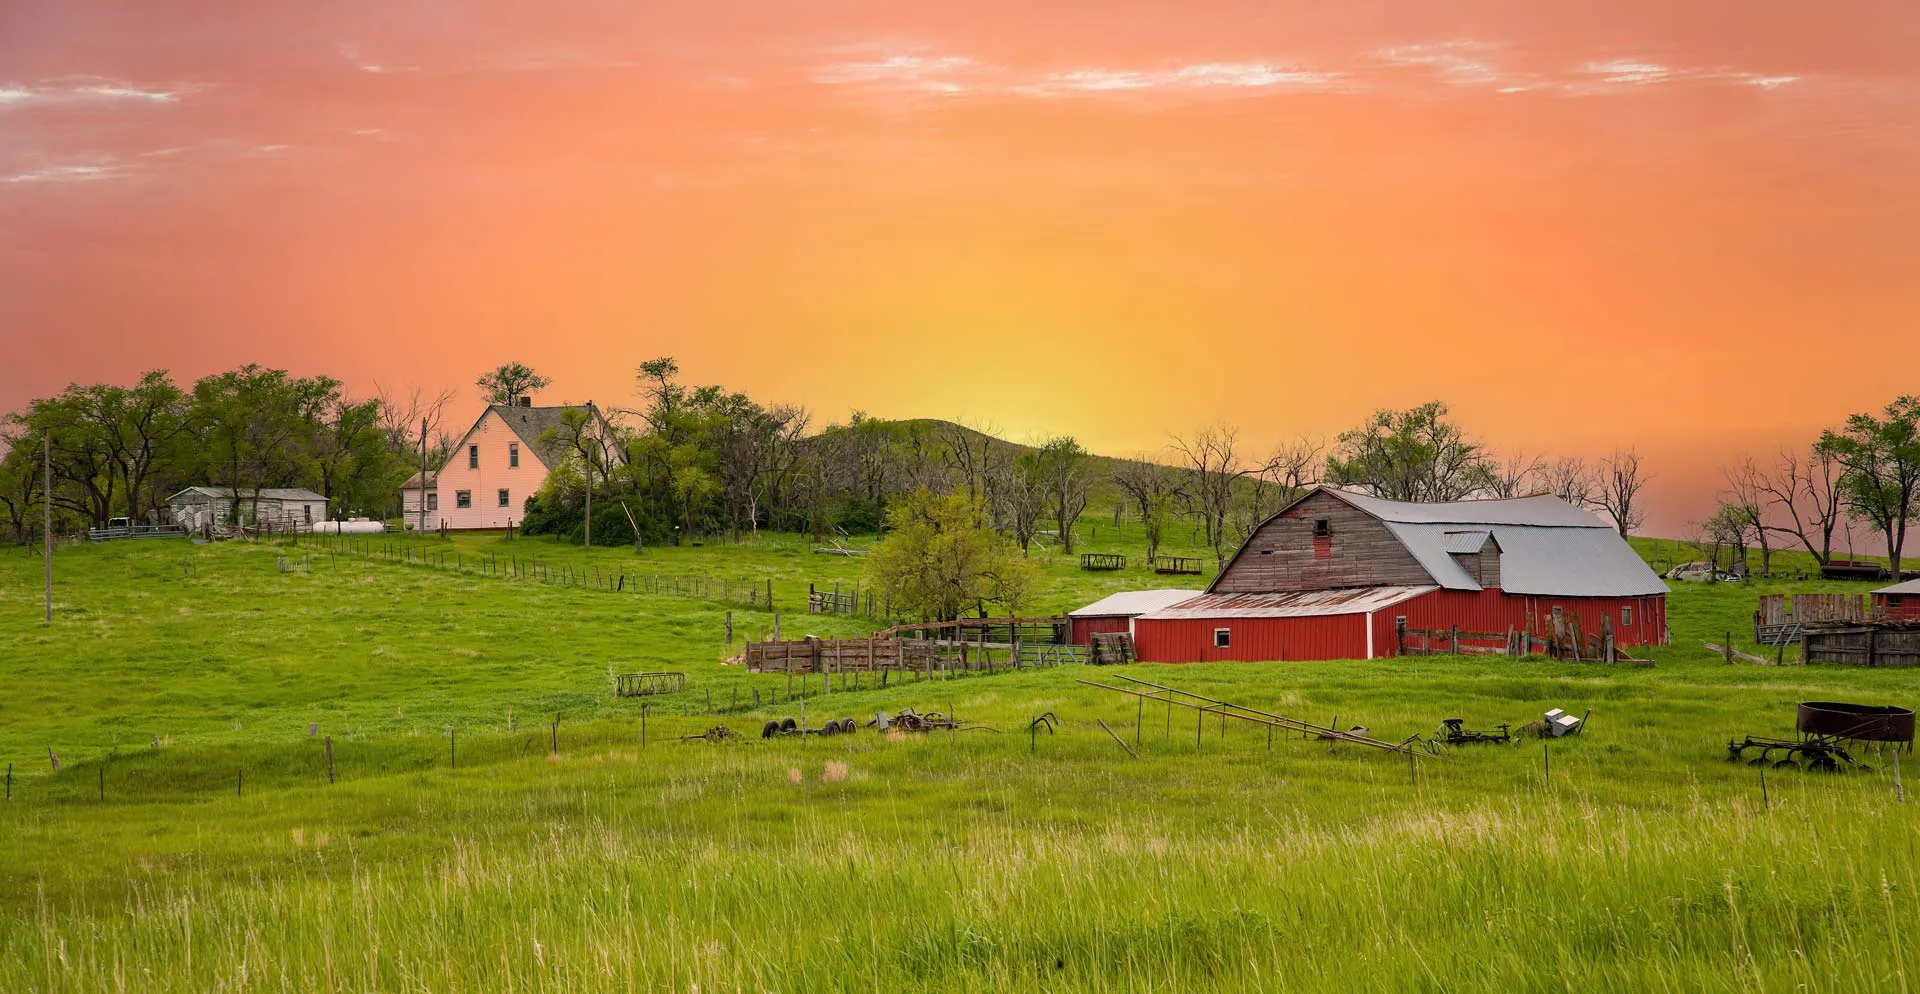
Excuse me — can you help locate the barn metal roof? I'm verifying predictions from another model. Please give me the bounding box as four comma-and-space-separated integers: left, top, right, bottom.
1878, 578, 1920, 596
1138, 586, 1437, 620
1443, 530, 1493, 554
1383, 520, 1667, 597
1069, 588, 1205, 618
1331, 489, 1610, 528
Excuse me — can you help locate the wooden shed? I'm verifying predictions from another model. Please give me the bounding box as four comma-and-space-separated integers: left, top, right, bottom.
1132, 486, 1669, 663
1875, 579, 1920, 621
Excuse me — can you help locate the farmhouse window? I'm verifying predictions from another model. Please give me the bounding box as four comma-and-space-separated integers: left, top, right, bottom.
498, 488, 510, 508
1213, 628, 1231, 649
509, 442, 519, 468
456, 490, 472, 509
468, 444, 479, 469
426, 492, 438, 511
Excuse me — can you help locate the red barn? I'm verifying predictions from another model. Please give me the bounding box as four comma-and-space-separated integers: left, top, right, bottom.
1133, 487, 1669, 662
1068, 589, 1202, 645
1877, 579, 1920, 621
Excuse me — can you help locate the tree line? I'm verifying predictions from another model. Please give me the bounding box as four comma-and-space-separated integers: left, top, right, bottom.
1709, 396, 1919, 578
0, 366, 461, 540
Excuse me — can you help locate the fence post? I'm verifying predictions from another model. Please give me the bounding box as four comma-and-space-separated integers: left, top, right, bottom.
326, 736, 335, 784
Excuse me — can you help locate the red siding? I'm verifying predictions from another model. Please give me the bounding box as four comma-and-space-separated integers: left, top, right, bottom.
1071, 616, 1133, 645
1384, 589, 1667, 653
1134, 615, 1371, 663
1878, 595, 1920, 621
1135, 589, 1669, 663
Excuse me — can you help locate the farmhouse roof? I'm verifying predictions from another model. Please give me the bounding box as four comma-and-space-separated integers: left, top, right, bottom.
1878, 578, 1920, 596
1068, 589, 1204, 618
453, 402, 611, 468
1139, 585, 1437, 620
400, 471, 438, 490
167, 486, 327, 503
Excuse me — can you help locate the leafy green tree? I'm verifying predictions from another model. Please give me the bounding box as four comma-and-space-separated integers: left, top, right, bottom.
307, 397, 396, 518
1819, 396, 1920, 578
865, 488, 1035, 621
475, 363, 551, 405
1326, 401, 1489, 503
190, 366, 340, 523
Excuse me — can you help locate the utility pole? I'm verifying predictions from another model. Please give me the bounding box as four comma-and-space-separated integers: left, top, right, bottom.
417, 416, 428, 536
43, 432, 52, 624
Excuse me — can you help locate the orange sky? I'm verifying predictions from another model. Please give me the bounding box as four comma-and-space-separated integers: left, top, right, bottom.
2, 1, 1916, 538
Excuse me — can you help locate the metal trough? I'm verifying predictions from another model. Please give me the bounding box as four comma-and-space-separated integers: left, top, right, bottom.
1796, 702, 1915, 744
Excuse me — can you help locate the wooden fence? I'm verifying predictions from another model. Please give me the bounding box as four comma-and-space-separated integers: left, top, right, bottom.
1754, 594, 1874, 644
1803, 623, 1920, 667
1395, 616, 1642, 662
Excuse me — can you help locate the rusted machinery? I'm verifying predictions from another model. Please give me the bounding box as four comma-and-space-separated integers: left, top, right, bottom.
1728, 701, 1913, 771
760, 716, 859, 738
1433, 718, 1512, 746
868, 708, 1000, 734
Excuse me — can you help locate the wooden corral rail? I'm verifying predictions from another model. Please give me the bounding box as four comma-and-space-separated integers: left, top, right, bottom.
1802, 623, 1920, 668
88, 523, 187, 542
1396, 617, 1644, 663
745, 638, 933, 675
1080, 553, 1127, 571
617, 672, 686, 696
1754, 594, 1875, 645
1151, 556, 1204, 575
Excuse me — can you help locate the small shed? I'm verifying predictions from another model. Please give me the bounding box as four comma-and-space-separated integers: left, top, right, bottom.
167, 486, 329, 533
1877, 578, 1920, 621
1068, 589, 1201, 645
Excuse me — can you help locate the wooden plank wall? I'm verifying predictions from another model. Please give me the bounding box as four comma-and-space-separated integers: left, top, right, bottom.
1214, 490, 1431, 593
1803, 626, 1920, 667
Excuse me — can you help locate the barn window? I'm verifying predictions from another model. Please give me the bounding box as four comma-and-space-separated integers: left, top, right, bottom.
1892, 595, 1905, 609
1213, 628, 1231, 648
426, 492, 438, 511
455, 490, 472, 509
468, 444, 479, 469
303, 504, 312, 523
1312, 519, 1331, 537
498, 488, 510, 508
1621, 605, 1633, 627
509, 442, 519, 468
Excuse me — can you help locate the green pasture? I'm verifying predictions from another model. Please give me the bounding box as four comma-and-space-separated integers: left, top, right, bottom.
0, 527, 1914, 992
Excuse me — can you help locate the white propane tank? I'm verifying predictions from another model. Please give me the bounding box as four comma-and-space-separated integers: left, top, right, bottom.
313, 519, 387, 535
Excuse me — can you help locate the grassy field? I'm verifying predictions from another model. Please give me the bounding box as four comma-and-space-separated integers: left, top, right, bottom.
0, 525, 1915, 992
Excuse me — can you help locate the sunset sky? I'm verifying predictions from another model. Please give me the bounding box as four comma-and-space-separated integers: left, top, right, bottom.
3, 1, 1916, 538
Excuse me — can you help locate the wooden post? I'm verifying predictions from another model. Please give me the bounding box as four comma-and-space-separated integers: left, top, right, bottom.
1449, 625, 1460, 656
236, 769, 242, 797
1723, 631, 1734, 666
326, 736, 335, 784
449, 728, 456, 769
726, 612, 733, 646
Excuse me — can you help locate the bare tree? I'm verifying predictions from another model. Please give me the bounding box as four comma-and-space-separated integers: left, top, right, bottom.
1754, 446, 1843, 567
1596, 449, 1649, 537
993, 451, 1049, 553
1230, 436, 1323, 547
1172, 425, 1250, 561
1542, 456, 1599, 507
1483, 450, 1546, 499
936, 419, 1001, 523
1722, 458, 1775, 577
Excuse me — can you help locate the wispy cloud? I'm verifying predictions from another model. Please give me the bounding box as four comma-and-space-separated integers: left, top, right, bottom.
810, 44, 1798, 104
3, 161, 132, 184
0, 77, 195, 110
813, 52, 1347, 100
